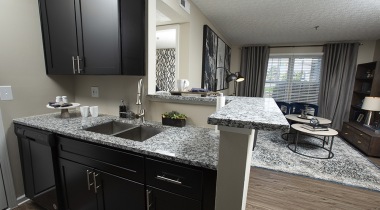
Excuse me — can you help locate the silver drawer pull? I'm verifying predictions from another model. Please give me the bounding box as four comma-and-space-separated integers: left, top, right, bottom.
86, 170, 93, 191
344, 133, 348, 135
72, 56, 77, 74
357, 141, 361, 144
359, 133, 363, 136
77, 56, 82, 73
156, 175, 182, 185
93, 172, 101, 193
146, 189, 151, 210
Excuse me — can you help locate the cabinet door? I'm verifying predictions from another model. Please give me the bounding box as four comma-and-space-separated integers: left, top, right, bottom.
59, 159, 97, 210
120, 0, 145, 75
78, 0, 121, 74
96, 170, 145, 210
147, 187, 201, 210
40, 0, 78, 75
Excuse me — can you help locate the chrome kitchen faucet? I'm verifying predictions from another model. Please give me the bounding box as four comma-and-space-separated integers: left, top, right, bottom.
136, 78, 145, 123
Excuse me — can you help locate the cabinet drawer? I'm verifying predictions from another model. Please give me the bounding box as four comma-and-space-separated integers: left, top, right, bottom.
57, 136, 144, 183
146, 158, 203, 200
341, 125, 370, 152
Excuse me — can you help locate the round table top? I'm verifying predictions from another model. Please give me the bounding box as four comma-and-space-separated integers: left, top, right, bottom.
285, 114, 332, 125
291, 123, 338, 136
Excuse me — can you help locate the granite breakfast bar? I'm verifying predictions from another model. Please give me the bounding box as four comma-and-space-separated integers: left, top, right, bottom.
207, 97, 289, 210
14, 96, 289, 210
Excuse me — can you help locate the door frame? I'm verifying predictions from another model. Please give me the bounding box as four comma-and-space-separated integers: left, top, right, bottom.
0, 109, 17, 208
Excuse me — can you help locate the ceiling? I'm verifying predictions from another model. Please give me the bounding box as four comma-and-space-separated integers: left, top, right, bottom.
191, 0, 380, 45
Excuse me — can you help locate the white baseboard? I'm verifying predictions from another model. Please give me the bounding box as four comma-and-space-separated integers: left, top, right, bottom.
16, 195, 28, 206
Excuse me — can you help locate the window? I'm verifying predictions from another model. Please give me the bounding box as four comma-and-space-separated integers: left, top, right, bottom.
264, 55, 322, 105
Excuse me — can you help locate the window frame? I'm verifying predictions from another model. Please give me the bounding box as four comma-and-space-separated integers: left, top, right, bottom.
264, 53, 323, 105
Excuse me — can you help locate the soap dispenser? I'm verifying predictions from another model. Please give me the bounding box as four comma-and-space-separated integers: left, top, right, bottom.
119, 100, 127, 118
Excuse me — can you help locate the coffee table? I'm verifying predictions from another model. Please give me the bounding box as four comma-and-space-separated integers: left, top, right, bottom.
283, 114, 332, 141
285, 114, 331, 125
288, 123, 338, 159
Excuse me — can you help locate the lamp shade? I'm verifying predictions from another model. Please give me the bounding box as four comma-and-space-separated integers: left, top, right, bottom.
236, 72, 245, 82
361, 97, 380, 111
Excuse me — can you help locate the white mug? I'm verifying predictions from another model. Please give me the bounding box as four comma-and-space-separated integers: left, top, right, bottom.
177, 79, 190, 92
80, 106, 89, 117
90, 106, 99, 117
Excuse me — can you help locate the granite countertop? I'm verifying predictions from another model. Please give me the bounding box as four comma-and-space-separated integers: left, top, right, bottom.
14, 96, 288, 170
208, 97, 289, 131
148, 94, 289, 131
14, 112, 219, 170
147, 94, 236, 106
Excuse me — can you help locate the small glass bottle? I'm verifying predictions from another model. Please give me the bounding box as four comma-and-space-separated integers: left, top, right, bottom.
119, 100, 127, 118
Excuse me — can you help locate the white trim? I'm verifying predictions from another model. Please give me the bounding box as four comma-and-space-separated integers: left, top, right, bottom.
0, 109, 17, 208
270, 52, 324, 56
16, 195, 28, 206
156, 24, 180, 82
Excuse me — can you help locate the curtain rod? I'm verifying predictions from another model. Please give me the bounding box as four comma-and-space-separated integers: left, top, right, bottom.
269, 45, 323, 48
242, 43, 363, 48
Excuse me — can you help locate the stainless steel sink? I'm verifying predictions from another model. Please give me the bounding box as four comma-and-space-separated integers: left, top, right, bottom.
85, 121, 136, 135
85, 121, 163, 142
114, 125, 163, 142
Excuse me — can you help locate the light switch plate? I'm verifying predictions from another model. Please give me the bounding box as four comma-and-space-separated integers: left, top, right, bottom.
0, 86, 13, 100
91, 86, 99, 98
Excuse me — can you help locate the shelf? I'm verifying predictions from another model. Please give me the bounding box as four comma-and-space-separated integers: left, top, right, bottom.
355, 77, 374, 81
353, 91, 371, 95
351, 105, 362, 109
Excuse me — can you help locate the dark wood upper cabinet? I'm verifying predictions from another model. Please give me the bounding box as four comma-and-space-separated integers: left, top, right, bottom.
39, 0, 145, 75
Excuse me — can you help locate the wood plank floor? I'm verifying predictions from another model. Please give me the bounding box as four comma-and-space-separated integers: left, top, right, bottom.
246, 167, 380, 210
14, 158, 380, 210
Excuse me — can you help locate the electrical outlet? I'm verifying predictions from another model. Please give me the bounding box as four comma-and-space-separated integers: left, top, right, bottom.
91, 87, 99, 98
0, 86, 13, 100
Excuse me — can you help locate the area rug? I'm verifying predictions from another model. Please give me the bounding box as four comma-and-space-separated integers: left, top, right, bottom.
251, 130, 380, 192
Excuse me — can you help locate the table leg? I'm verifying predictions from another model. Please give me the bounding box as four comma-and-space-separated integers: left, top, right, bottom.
323, 136, 326, 147
328, 136, 334, 158
295, 131, 299, 152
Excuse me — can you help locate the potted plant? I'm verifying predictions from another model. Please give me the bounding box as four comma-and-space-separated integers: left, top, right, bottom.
162, 111, 187, 127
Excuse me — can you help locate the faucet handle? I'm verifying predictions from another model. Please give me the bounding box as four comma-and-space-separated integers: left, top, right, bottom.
136, 94, 142, 105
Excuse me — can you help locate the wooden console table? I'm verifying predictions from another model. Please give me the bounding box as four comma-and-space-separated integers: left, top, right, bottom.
340, 121, 380, 157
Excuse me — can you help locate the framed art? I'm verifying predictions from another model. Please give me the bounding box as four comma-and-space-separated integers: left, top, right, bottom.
201, 25, 231, 91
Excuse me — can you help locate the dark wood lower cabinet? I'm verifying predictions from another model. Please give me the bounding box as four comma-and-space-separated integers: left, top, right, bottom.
59, 158, 145, 210
16, 131, 216, 210
59, 159, 96, 210
147, 187, 201, 210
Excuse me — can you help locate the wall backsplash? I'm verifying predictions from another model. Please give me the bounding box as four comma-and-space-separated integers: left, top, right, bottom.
156, 48, 176, 91
74, 76, 145, 116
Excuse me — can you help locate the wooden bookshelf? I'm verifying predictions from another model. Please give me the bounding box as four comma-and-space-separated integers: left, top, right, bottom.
349, 61, 380, 122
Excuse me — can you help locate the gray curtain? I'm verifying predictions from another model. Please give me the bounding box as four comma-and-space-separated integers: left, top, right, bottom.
318, 43, 359, 130
238, 46, 270, 97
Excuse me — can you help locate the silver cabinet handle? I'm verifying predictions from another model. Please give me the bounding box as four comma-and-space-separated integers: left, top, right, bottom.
77, 56, 82, 74
86, 170, 93, 191
93, 172, 101, 193
72, 56, 77, 74
156, 175, 182, 185
146, 189, 151, 210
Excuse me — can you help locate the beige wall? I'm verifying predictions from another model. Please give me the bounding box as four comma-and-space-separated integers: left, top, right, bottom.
148, 102, 215, 128
357, 40, 377, 64
74, 76, 143, 116
0, 0, 75, 197
187, 1, 240, 90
